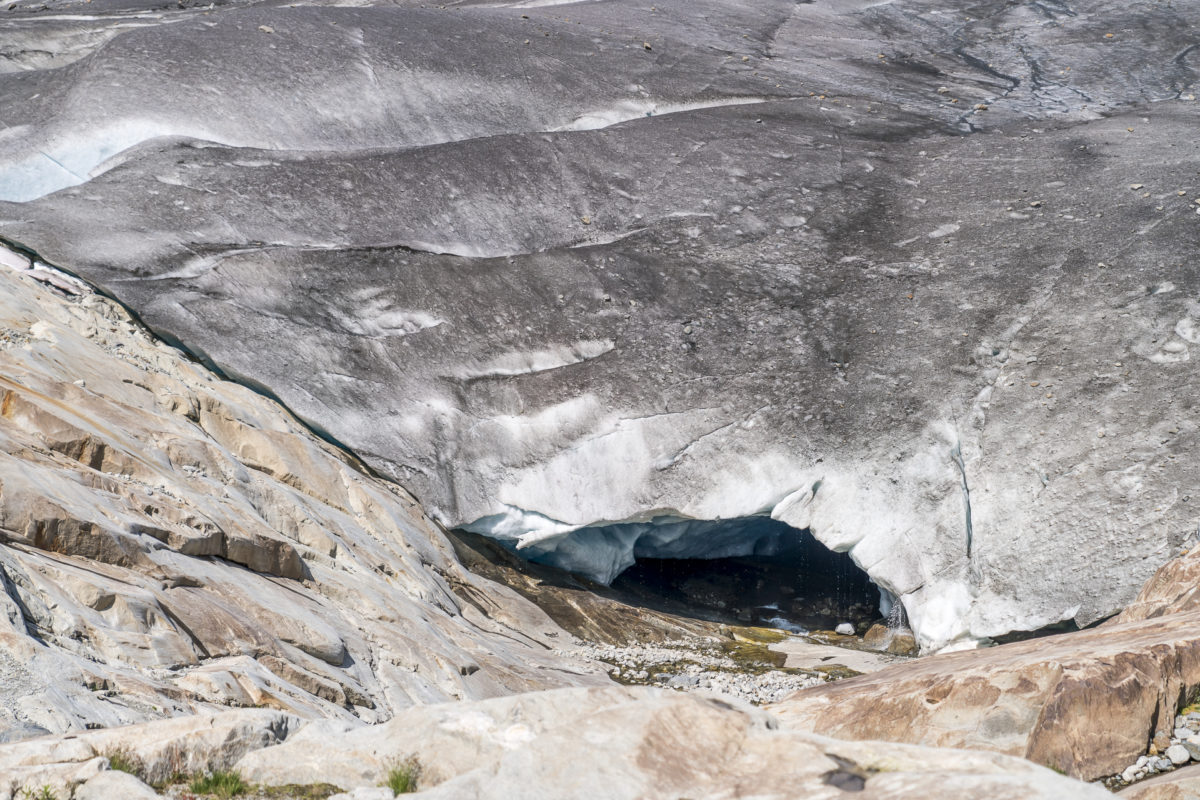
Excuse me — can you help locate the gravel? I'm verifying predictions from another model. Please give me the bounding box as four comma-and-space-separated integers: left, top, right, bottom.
1110, 709, 1200, 789
557, 637, 825, 706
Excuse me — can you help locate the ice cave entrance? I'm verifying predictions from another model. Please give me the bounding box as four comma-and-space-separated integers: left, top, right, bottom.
467, 514, 881, 633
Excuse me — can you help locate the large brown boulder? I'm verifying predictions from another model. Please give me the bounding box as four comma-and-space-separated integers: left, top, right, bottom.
772, 610, 1200, 781
1116, 546, 1200, 623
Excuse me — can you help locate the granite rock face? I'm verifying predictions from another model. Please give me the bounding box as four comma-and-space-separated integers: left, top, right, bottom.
0, 260, 605, 740
0, 686, 1115, 800
772, 609, 1200, 781
1117, 545, 1200, 623
1, 0, 1198, 651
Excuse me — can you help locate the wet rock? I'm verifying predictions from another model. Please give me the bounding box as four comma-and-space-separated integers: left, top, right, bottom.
863, 624, 920, 656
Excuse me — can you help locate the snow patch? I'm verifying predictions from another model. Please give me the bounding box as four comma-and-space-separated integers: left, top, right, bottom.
0, 120, 223, 202
555, 97, 770, 132
927, 223, 961, 238
0, 246, 31, 272
338, 298, 443, 338
457, 339, 614, 380
1, 246, 86, 294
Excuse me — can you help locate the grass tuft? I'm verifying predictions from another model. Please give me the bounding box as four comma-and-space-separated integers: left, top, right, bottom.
19, 787, 58, 800
103, 746, 144, 779
383, 757, 421, 795
188, 770, 249, 799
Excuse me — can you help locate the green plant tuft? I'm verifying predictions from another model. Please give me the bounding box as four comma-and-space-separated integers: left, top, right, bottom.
383, 757, 421, 795
259, 784, 342, 800
103, 746, 144, 779
188, 770, 249, 798
19, 786, 58, 800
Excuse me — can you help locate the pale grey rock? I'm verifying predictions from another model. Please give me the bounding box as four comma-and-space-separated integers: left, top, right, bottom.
253, 686, 1113, 796
239, 685, 1111, 800
835, 623, 855, 636
1, 0, 1196, 651
0, 687, 1113, 800
0, 755, 105, 800
0, 262, 605, 735
1169, 745, 1193, 766
0, 709, 296, 789
74, 770, 158, 800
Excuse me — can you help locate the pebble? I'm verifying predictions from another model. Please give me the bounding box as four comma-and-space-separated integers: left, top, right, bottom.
1167, 744, 1191, 766
558, 637, 823, 706
1115, 717, 1200, 788
835, 623, 855, 635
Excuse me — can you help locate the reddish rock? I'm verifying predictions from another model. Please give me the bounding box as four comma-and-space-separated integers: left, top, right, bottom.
772, 610, 1200, 781
1116, 547, 1200, 623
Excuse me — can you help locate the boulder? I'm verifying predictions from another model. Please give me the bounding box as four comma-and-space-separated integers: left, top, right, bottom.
74, 770, 158, 800
862, 624, 919, 656
772, 610, 1200, 781
239, 685, 1110, 800
0, 709, 297, 787
1117, 546, 1200, 624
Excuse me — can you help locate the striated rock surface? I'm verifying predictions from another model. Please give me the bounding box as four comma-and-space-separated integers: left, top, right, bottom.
0, 686, 1113, 800
772, 609, 1200, 781
0, 259, 606, 740
1116, 544, 1200, 623
3, 0, 1199, 650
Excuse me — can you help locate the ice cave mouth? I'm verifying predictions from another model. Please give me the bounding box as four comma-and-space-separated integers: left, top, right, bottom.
461, 514, 882, 634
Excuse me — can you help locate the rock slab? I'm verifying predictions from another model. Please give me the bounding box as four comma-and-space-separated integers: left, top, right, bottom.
773, 610, 1200, 781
